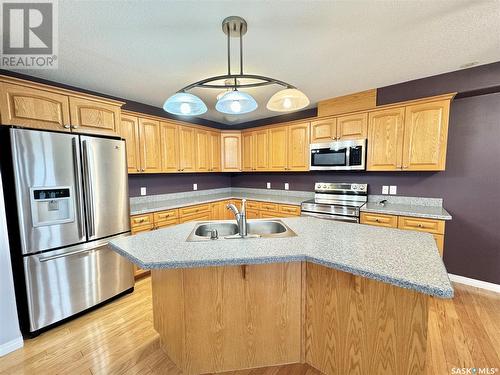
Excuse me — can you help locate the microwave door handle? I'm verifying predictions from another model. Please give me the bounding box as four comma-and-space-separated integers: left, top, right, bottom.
72, 138, 85, 239
345, 146, 351, 167
82, 141, 95, 238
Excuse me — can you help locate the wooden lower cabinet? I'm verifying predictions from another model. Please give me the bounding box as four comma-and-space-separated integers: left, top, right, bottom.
152, 262, 302, 374
361, 212, 446, 256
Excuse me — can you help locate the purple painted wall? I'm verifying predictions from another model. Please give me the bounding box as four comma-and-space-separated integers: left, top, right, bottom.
232, 93, 500, 285
128, 173, 231, 197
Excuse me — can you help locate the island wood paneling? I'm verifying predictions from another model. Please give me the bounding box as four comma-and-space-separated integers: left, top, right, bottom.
305, 262, 428, 375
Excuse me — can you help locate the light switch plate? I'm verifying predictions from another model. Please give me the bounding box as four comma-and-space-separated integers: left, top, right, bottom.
140, 187, 147, 196
266, 182, 271, 189
382, 186, 389, 195
390, 185, 397, 195
284, 183, 289, 190
193, 183, 198, 191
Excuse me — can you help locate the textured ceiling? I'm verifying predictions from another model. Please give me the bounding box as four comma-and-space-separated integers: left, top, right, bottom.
17, 0, 500, 124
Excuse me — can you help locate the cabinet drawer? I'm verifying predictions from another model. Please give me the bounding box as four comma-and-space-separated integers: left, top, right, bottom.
398, 216, 445, 235
279, 204, 301, 216
154, 209, 178, 223
260, 211, 281, 219
179, 212, 211, 224
246, 200, 261, 210
260, 202, 279, 212
131, 224, 153, 235
179, 204, 210, 217
360, 212, 398, 228
131, 213, 154, 228
246, 209, 260, 219
156, 218, 179, 229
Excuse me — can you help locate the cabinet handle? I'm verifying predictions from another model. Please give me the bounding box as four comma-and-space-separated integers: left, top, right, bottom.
63, 124, 71, 129
136, 168, 140, 172
141, 168, 145, 172
375, 219, 380, 222
72, 125, 79, 129
418, 224, 423, 228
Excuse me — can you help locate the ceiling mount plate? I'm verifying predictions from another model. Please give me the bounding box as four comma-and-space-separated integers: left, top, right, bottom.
222, 16, 247, 38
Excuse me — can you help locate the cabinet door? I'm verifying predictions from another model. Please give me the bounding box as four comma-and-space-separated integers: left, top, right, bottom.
288, 122, 310, 171
120, 114, 141, 173
210, 201, 224, 220
138, 118, 162, 173
310, 117, 336, 142
209, 131, 222, 172
336, 113, 368, 140
367, 108, 405, 171
159, 121, 180, 173
268, 127, 288, 171
178, 126, 196, 172
0, 82, 71, 131
195, 129, 210, 172
254, 129, 269, 171
402, 100, 450, 171
241, 132, 254, 171
221, 132, 241, 172
69, 96, 120, 136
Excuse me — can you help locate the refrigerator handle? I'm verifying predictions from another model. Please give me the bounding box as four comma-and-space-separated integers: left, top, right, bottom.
72, 138, 86, 239
82, 140, 95, 238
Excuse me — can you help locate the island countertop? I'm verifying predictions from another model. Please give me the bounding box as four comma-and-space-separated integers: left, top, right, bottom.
110, 216, 453, 298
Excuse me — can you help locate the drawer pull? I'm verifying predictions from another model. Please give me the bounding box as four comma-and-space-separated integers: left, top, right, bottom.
418, 224, 423, 228
375, 218, 380, 222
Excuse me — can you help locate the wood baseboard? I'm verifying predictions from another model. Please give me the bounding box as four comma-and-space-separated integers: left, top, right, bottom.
449, 273, 500, 293
0, 336, 23, 357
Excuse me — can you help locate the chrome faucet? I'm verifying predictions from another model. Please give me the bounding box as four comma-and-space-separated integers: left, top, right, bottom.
226, 199, 247, 237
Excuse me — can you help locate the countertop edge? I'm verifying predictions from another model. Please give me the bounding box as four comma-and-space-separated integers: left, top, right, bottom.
360, 206, 452, 220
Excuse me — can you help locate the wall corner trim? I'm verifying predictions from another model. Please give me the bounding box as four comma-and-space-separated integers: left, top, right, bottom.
0, 336, 23, 357
449, 273, 500, 294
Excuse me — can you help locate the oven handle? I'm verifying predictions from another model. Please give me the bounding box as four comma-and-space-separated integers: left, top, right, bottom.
301, 211, 359, 223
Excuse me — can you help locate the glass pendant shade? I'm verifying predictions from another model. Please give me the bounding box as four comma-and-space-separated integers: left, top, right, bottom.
163, 92, 207, 116
215, 90, 258, 115
266, 88, 310, 112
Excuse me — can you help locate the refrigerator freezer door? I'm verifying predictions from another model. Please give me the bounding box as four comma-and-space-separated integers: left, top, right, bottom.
23, 233, 134, 332
81, 136, 130, 241
11, 129, 86, 255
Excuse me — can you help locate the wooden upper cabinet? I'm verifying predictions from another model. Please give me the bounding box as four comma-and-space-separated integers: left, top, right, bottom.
336, 113, 368, 140
268, 126, 288, 171
209, 131, 221, 172
402, 100, 450, 171
288, 122, 310, 171
254, 129, 269, 171
178, 126, 196, 172
241, 132, 254, 171
310, 117, 336, 143
120, 115, 141, 173
138, 118, 162, 173
160, 121, 179, 173
367, 108, 405, 171
221, 132, 241, 172
69, 96, 120, 136
0, 82, 71, 131
195, 129, 210, 172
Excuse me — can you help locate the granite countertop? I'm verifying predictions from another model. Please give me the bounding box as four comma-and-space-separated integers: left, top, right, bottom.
360, 202, 452, 220
110, 216, 453, 298
130, 192, 307, 215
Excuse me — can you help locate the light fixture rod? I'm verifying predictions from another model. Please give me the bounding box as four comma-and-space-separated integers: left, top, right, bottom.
179, 73, 295, 92
239, 23, 243, 75
227, 28, 231, 75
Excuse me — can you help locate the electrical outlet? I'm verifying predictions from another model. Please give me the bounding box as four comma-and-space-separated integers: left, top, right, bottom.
140, 187, 147, 196
266, 182, 271, 189
284, 183, 289, 190
389, 185, 397, 195
382, 186, 389, 195
193, 183, 198, 191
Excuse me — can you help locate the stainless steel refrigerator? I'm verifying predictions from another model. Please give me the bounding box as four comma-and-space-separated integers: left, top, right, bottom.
0, 128, 133, 335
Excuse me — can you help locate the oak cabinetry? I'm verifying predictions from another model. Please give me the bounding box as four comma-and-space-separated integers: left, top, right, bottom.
0, 78, 123, 134
402, 100, 450, 171
159, 121, 180, 172
120, 115, 141, 173
153, 209, 179, 229
138, 118, 162, 173
268, 126, 289, 171
178, 126, 196, 172
310, 117, 336, 142
179, 203, 211, 223
210, 201, 225, 220
221, 132, 241, 172
244, 200, 301, 219
241, 132, 254, 171
209, 131, 221, 172
195, 129, 210, 172
336, 112, 368, 139
68, 96, 120, 136
360, 212, 446, 256
242, 129, 269, 171
287, 122, 310, 171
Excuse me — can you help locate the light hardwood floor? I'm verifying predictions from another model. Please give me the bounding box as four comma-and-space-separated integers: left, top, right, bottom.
0, 277, 498, 375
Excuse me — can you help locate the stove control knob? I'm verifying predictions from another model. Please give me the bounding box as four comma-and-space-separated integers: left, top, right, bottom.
352, 185, 358, 190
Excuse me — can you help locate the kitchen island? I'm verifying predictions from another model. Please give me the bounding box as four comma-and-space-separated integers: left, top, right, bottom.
110, 217, 453, 375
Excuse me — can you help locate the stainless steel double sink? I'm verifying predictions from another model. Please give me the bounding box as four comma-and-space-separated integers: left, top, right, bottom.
186, 220, 297, 242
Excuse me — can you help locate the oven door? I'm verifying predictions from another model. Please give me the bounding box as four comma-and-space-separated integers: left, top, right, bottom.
310, 143, 348, 170
301, 211, 359, 223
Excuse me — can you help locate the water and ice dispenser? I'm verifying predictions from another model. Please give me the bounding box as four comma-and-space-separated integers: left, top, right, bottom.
30, 187, 75, 227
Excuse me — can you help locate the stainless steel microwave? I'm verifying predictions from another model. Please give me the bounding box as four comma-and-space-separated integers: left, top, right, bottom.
310, 139, 366, 170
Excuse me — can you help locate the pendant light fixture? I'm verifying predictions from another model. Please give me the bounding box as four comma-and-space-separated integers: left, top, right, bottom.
164, 16, 309, 117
